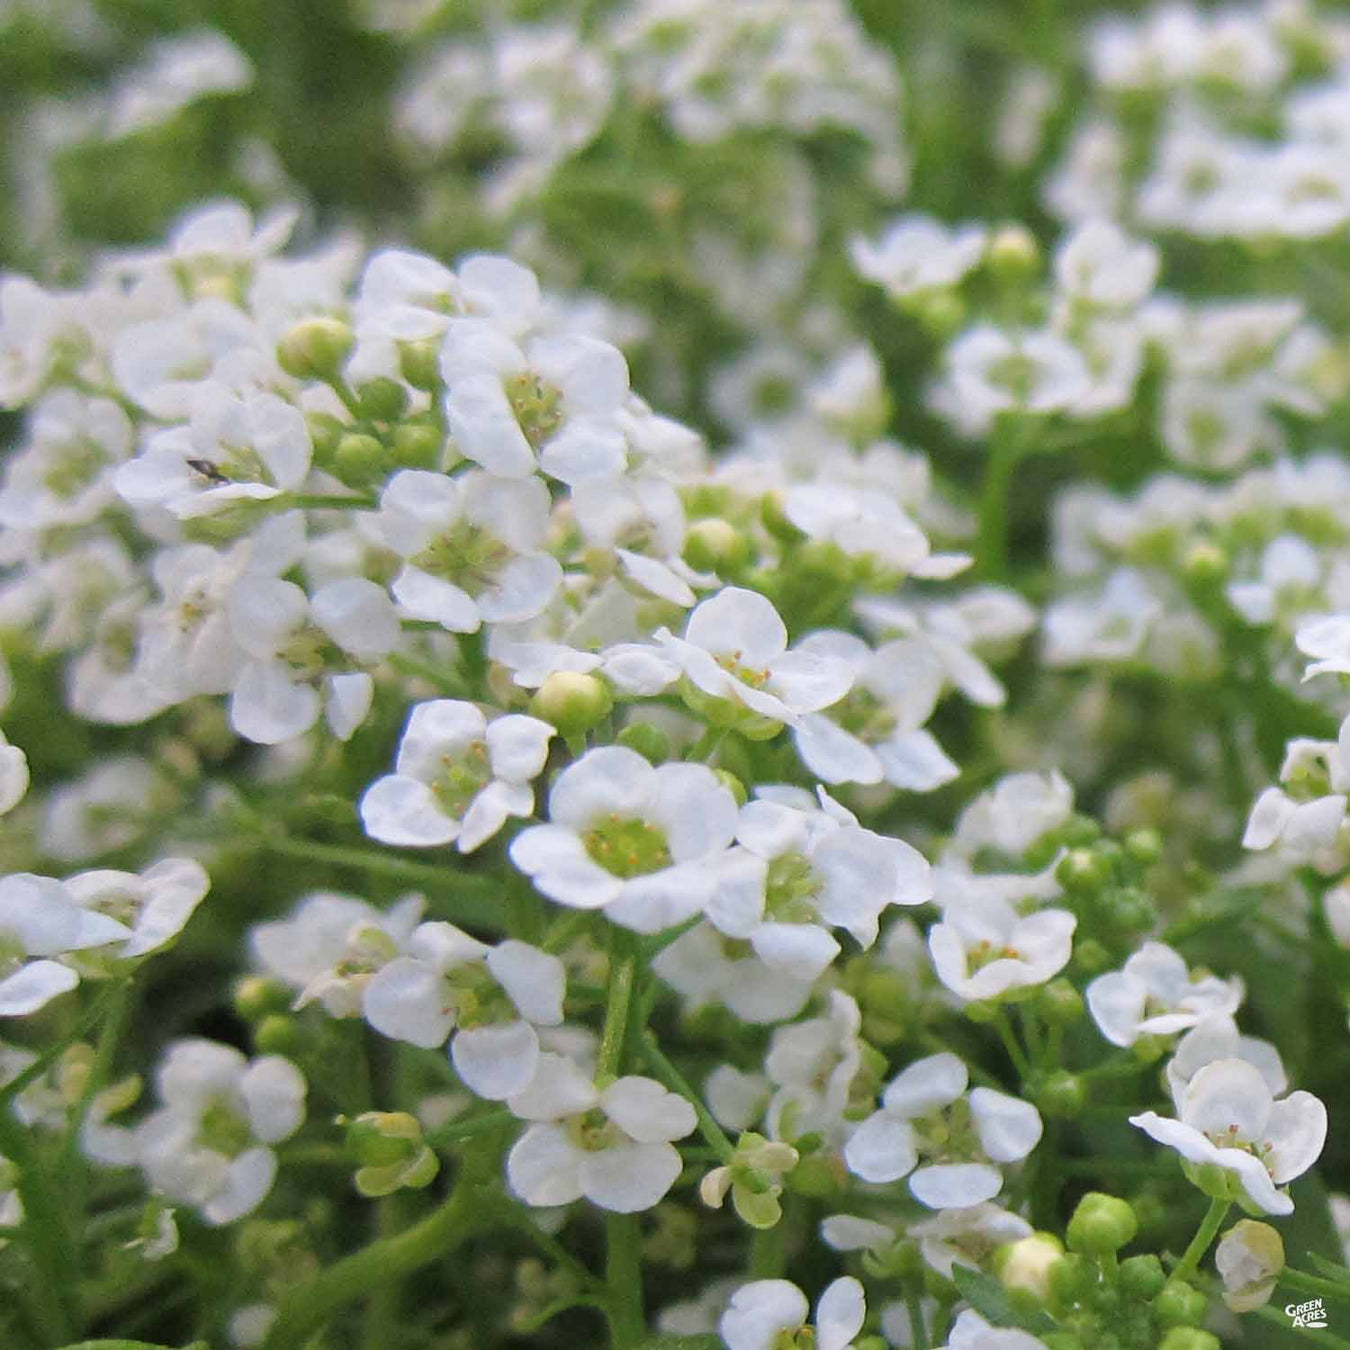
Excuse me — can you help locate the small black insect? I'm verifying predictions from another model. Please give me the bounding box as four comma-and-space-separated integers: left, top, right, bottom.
186, 458, 230, 485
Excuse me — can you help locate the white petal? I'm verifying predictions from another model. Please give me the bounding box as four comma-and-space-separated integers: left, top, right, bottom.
203, 1147, 277, 1225
360, 775, 459, 847
909, 1162, 1003, 1208
507, 1124, 584, 1207
578, 1140, 682, 1212
507, 1052, 598, 1121
452, 1021, 540, 1101
816, 1277, 865, 1350
793, 716, 883, 785
969, 1088, 1043, 1162
488, 940, 565, 1026
486, 714, 554, 783
361, 958, 455, 1048
685, 588, 786, 664
605, 864, 714, 934
509, 825, 623, 909
842, 1111, 918, 1183
0, 959, 78, 1016
721, 1281, 808, 1350
601, 1076, 696, 1142
326, 672, 374, 741
882, 1053, 968, 1118
1264, 1091, 1327, 1184
391, 566, 480, 633
749, 922, 840, 982
239, 1057, 306, 1143
230, 662, 320, 744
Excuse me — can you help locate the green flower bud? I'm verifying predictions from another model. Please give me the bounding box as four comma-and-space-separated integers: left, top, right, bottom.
1103, 885, 1155, 933
1182, 540, 1228, 585
254, 1014, 301, 1057
399, 338, 442, 391
343, 1111, 440, 1197
356, 376, 410, 423
1153, 1280, 1207, 1328
1048, 1252, 1096, 1309
1073, 938, 1112, 975
306, 411, 346, 467
1215, 1219, 1284, 1312
986, 223, 1040, 280
334, 432, 389, 488
232, 975, 292, 1023
1119, 1253, 1166, 1300
1031, 1070, 1086, 1119
1124, 828, 1164, 865
908, 289, 966, 337
760, 491, 804, 543
1035, 978, 1085, 1027
713, 768, 748, 806
276, 317, 354, 382
1067, 1193, 1138, 1257
1157, 1330, 1220, 1350
994, 1232, 1064, 1305
684, 517, 751, 574
1057, 847, 1112, 894
392, 420, 443, 470
616, 722, 671, 765
530, 671, 613, 738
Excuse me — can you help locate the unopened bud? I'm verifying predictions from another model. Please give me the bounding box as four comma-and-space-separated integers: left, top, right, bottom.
355, 377, 409, 423
987, 223, 1040, 279
1119, 1253, 1166, 1300
254, 1014, 301, 1057
233, 975, 292, 1022
1153, 1280, 1207, 1328
1035, 978, 1084, 1027
1067, 1192, 1137, 1257
392, 420, 443, 470
1215, 1219, 1284, 1312
530, 671, 612, 738
342, 1111, 439, 1197
1183, 540, 1228, 585
616, 722, 671, 765
277, 317, 354, 382
994, 1232, 1064, 1305
1157, 1330, 1220, 1350
399, 339, 442, 391
684, 518, 751, 574
334, 432, 389, 488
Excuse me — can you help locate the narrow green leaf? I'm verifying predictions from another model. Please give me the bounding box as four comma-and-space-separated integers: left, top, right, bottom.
950, 1265, 1058, 1335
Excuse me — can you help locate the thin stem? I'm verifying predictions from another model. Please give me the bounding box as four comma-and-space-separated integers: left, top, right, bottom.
1172, 1197, 1231, 1284
246, 834, 505, 931
1281, 1267, 1350, 1302
605, 1212, 646, 1349
976, 420, 1032, 581
749, 1221, 785, 1279
906, 1293, 929, 1350
992, 1009, 1033, 1082
287, 492, 378, 511
597, 929, 637, 1088
259, 1162, 489, 1350
0, 980, 127, 1108
640, 1032, 735, 1163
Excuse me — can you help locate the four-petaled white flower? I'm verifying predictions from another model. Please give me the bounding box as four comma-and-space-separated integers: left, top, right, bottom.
656, 587, 854, 732
134, 1039, 306, 1225
64, 858, 210, 961
844, 1051, 1042, 1208
510, 745, 738, 933
1130, 1057, 1326, 1216
720, 1276, 865, 1350
507, 1061, 696, 1213
928, 894, 1076, 1002
361, 698, 554, 851
1086, 941, 1243, 1047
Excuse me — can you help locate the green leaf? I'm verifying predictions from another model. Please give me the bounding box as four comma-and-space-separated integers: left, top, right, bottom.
950, 1266, 1058, 1335
1308, 1253, 1350, 1286
54, 1342, 209, 1350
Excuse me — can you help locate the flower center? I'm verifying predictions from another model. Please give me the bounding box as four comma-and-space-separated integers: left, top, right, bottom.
772, 1328, 816, 1350
278, 625, 351, 680
714, 649, 771, 689
430, 742, 492, 820
583, 814, 672, 879
833, 686, 898, 743
503, 371, 564, 449
442, 962, 514, 1030
966, 939, 1021, 973
43, 436, 110, 498
198, 1096, 252, 1158
567, 1108, 625, 1153
413, 518, 513, 597
333, 926, 400, 981
914, 1097, 981, 1164
988, 351, 1040, 403
764, 851, 823, 924
88, 888, 140, 927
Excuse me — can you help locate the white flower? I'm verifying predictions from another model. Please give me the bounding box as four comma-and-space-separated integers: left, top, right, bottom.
942, 1308, 1050, 1350
65, 858, 210, 960
250, 891, 426, 1017
360, 699, 554, 851
115, 382, 311, 519
781, 483, 936, 576
849, 215, 987, 298
0, 873, 130, 1016
1242, 787, 1347, 863
506, 1067, 695, 1212
135, 1040, 306, 1225
928, 894, 1076, 1002
361, 924, 564, 1099
1053, 220, 1159, 310
906, 1202, 1034, 1278
227, 576, 400, 744
440, 319, 629, 481
378, 469, 561, 633
843, 1052, 1042, 1207
708, 789, 932, 982
790, 631, 957, 791
1130, 1058, 1326, 1216
946, 770, 1074, 861
1086, 942, 1244, 1048
0, 732, 27, 816
1164, 1015, 1286, 1112
765, 991, 866, 1147
510, 746, 737, 933
721, 1277, 865, 1350
656, 587, 854, 731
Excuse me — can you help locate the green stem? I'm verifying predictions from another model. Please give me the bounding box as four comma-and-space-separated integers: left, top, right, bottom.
258, 1162, 489, 1350
906, 1293, 929, 1350
287, 492, 378, 511
1282, 1267, 1350, 1302
992, 1010, 1033, 1082
640, 1032, 735, 1163
246, 834, 505, 930
750, 1221, 785, 1279
0, 981, 127, 1109
605, 1212, 646, 1349
976, 421, 1032, 581
597, 929, 637, 1088
1172, 1197, 1230, 1284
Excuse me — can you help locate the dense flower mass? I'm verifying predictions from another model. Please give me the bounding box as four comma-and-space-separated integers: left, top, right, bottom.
6, 1, 1350, 1348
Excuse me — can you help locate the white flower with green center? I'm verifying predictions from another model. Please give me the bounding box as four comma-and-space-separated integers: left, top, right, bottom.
360, 698, 554, 851
226, 574, 399, 744
440, 318, 630, 481
378, 468, 562, 633
1164, 1014, 1287, 1113
249, 890, 426, 1018
849, 214, 987, 299
360, 922, 565, 1099
64, 857, 209, 963
1086, 941, 1244, 1047
1242, 784, 1347, 862
843, 1052, 1042, 1208
0, 389, 132, 530
1130, 1057, 1326, 1216
928, 892, 1076, 1003
720, 1275, 865, 1350
655, 587, 855, 733
506, 1063, 696, 1213
134, 1039, 306, 1226
763, 990, 869, 1147
790, 630, 957, 791
114, 381, 311, 520
707, 788, 932, 982
0, 873, 130, 1016
510, 745, 738, 933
